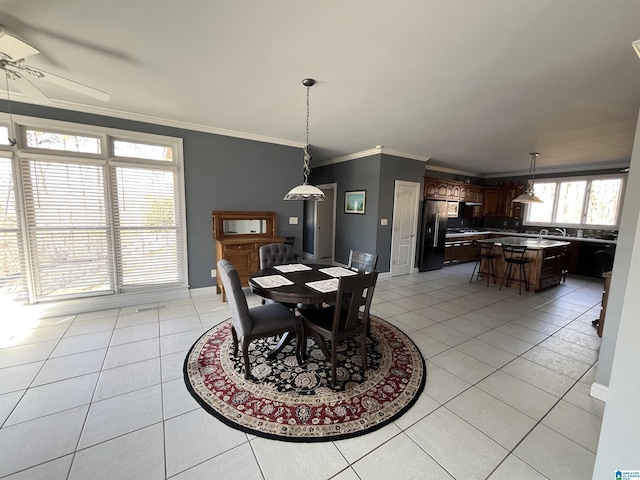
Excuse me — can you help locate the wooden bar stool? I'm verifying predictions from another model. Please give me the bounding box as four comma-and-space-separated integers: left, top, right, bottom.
469, 240, 497, 287
499, 244, 530, 295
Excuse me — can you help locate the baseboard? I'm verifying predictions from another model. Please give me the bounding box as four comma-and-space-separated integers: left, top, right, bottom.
590, 382, 609, 403
189, 286, 218, 298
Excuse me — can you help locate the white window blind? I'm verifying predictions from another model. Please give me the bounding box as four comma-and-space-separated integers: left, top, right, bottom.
112, 166, 183, 289
22, 159, 113, 300
0, 157, 27, 299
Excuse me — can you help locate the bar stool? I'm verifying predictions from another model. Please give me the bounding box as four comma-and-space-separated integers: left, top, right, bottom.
469, 240, 497, 287
499, 244, 530, 295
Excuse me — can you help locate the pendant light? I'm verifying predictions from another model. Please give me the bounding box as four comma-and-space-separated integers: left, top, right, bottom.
512, 152, 543, 203
284, 78, 326, 201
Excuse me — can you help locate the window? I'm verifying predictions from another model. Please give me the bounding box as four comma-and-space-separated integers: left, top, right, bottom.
0, 115, 186, 304
25, 129, 102, 154
525, 175, 624, 228
0, 156, 27, 300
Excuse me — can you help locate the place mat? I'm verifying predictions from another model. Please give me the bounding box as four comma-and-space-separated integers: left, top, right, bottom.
273, 263, 313, 273
251, 275, 294, 289
305, 278, 339, 293
318, 266, 358, 277
184, 316, 426, 442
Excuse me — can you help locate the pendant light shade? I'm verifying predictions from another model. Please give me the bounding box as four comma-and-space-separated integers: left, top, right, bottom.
512, 152, 543, 203
284, 78, 326, 201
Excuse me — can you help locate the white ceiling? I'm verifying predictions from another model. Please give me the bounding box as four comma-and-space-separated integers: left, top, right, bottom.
2, 0, 640, 176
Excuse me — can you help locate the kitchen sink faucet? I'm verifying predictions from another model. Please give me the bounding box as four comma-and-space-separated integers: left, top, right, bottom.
555, 227, 567, 236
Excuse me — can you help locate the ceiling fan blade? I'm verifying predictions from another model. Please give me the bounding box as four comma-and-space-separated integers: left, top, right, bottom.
0, 26, 39, 60
6, 70, 52, 104
34, 69, 110, 102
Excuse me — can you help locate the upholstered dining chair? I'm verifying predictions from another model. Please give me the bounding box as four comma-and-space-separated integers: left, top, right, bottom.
259, 242, 296, 269
298, 271, 378, 388
217, 259, 302, 379
259, 242, 297, 308
347, 250, 378, 273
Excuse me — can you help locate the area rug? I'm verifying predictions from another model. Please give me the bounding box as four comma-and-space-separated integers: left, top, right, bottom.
183, 316, 426, 442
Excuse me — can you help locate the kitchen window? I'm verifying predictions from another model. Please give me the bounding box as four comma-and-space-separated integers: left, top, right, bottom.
524, 175, 625, 228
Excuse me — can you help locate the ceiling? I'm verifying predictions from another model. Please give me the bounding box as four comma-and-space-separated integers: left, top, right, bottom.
2, 0, 640, 176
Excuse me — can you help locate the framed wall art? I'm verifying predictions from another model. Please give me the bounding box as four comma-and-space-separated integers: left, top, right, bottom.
345, 190, 366, 214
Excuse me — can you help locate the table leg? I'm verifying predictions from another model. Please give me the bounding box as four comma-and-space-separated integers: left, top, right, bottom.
266, 331, 294, 359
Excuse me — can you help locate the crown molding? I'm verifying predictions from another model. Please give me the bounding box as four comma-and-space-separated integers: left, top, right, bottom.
314, 146, 431, 167
424, 163, 484, 178
484, 161, 631, 179
0, 91, 306, 149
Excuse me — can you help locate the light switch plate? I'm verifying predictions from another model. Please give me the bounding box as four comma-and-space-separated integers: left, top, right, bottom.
289, 217, 299, 225
380, 218, 388, 225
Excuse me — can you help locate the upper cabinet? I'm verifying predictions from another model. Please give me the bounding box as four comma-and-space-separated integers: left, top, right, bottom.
425, 176, 524, 219
424, 178, 448, 198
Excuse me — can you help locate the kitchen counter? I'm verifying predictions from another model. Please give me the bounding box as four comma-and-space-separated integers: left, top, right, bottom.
475, 236, 570, 292
445, 230, 616, 245
478, 236, 570, 249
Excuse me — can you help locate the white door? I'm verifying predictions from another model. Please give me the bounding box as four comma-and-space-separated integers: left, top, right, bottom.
315, 184, 336, 260
390, 180, 420, 276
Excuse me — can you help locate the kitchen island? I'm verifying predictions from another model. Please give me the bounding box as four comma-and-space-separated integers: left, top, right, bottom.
477, 236, 571, 292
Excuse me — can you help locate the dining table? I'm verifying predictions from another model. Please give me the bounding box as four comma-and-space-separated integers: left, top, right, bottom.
249, 263, 359, 358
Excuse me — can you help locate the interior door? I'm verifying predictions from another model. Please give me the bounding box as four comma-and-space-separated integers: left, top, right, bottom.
391, 180, 420, 276
316, 184, 336, 260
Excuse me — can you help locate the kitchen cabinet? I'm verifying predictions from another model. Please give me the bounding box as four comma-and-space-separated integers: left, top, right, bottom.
424, 178, 448, 198
459, 185, 476, 202
482, 188, 500, 216
576, 242, 616, 278
447, 184, 460, 200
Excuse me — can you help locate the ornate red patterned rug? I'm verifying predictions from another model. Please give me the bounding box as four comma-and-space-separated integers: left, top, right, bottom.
183, 316, 426, 442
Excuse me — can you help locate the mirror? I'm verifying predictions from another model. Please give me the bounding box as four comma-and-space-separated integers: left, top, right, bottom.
223, 219, 268, 235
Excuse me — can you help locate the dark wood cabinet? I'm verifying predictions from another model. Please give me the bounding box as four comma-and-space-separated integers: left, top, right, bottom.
447, 184, 460, 200
482, 188, 500, 216
212, 210, 285, 301
424, 178, 448, 198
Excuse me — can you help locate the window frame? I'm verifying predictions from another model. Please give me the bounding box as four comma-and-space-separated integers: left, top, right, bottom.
0, 112, 189, 307
523, 173, 626, 229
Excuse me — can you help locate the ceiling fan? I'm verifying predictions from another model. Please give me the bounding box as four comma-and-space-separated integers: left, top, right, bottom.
0, 24, 110, 104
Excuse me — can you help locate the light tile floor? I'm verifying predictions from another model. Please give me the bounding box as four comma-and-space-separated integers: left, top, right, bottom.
0, 263, 605, 480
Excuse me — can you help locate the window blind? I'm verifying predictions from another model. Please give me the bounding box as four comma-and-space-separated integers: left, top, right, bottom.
0, 157, 27, 299
111, 166, 183, 289
21, 159, 113, 300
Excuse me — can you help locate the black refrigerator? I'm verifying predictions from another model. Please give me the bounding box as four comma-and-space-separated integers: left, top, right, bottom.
418, 200, 448, 271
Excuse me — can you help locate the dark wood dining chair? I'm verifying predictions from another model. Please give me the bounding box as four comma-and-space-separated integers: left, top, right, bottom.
298, 271, 378, 388
347, 250, 378, 273
217, 259, 302, 379
498, 244, 530, 295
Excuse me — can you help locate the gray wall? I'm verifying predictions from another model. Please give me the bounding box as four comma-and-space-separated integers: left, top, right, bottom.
312, 153, 426, 270
0, 100, 304, 288
312, 155, 381, 265
377, 154, 427, 271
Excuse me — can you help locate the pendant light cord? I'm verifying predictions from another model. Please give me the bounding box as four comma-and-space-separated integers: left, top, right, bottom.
302, 84, 311, 184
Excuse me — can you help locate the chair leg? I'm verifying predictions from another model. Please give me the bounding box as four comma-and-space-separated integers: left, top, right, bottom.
522, 264, 529, 292
294, 325, 304, 366
331, 340, 338, 388
241, 338, 251, 379
469, 259, 479, 283
360, 332, 367, 373
489, 258, 497, 284
499, 263, 511, 290
231, 326, 239, 356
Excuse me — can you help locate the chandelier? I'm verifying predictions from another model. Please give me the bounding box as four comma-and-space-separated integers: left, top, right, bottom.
512, 152, 543, 203
284, 78, 326, 201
